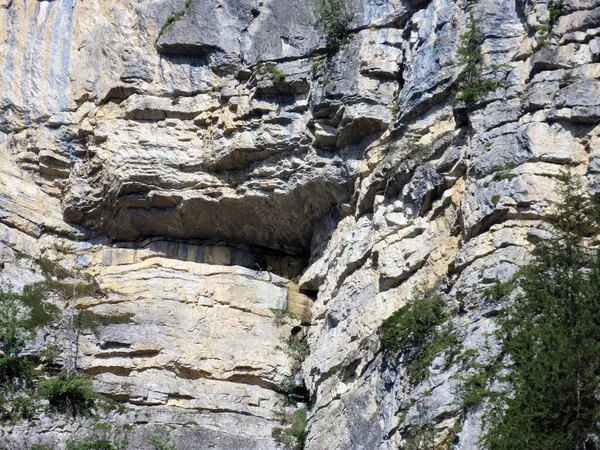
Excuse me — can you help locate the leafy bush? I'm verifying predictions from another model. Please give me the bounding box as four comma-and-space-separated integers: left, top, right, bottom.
272, 408, 308, 450
313, 0, 354, 53
38, 372, 97, 416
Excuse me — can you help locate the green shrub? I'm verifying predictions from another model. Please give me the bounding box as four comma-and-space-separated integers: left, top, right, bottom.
0, 293, 36, 385
380, 294, 445, 353
287, 337, 309, 372
272, 408, 308, 450
278, 377, 298, 398
559, 71, 576, 86
548, 0, 564, 22
405, 423, 435, 450
0, 390, 36, 423
38, 372, 97, 416
380, 294, 457, 381
19, 284, 60, 329
313, 0, 354, 53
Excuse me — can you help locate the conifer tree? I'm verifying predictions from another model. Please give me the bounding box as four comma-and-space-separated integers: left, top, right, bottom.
488, 172, 600, 449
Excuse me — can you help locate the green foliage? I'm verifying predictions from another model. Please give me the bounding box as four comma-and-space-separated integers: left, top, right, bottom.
0, 292, 35, 385
272, 408, 308, 450
461, 372, 490, 408
548, 0, 564, 23
148, 426, 176, 450
559, 71, 577, 86
278, 377, 298, 397
402, 133, 429, 162
380, 294, 445, 353
453, 14, 500, 107
491, 194, 500, 206
19, 284, 60, 329
485, 171, 600, 450
38, 372, 97, 416
380, 294, 458, 381
255, 63, 286, 84
158, 9, 187, 38
77, 310, 136, 337
532, 23, 555, 50
312, 0, 354, 53
405, 422, 435, 450
39, 343, 60, 367
287, 337, 310, 372
38, 258, 72, 279
0, 391, 36, 423
52, 242, 76, 255
65, 423, 132, 450
483, 278, 515, 303
66, 439, 117, 450
30, 445, 53, 450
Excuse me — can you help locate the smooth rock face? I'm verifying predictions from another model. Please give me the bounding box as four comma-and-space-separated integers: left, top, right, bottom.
1, 0, 599, 448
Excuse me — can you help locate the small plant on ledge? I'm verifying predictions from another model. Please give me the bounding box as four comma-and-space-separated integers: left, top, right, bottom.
312, 0, 354, 54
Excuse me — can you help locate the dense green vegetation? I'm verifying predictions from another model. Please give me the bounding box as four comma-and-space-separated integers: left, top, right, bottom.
380, 294, 460, 381
483, 172, 600, 450
312, 0, 354, 53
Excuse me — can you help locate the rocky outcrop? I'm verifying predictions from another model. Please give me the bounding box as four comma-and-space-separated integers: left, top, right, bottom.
0, 0, 599, 448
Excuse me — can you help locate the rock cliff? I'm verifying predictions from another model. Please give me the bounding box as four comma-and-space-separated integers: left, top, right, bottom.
0, 0, 599, 448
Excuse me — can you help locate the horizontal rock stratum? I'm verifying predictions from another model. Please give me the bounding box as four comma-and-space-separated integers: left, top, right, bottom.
1, 0, 600, 448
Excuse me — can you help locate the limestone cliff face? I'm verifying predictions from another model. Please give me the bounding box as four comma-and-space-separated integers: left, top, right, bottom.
0, 0, 599, 448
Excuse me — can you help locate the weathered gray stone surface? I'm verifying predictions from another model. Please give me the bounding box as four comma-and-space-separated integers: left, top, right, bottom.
0, 0, 599, 448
